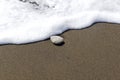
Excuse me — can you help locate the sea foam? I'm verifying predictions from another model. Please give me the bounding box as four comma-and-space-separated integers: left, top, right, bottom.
0, 0, 120, 44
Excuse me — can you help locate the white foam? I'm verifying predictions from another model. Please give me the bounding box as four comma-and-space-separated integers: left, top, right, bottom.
0, 0, 120, 44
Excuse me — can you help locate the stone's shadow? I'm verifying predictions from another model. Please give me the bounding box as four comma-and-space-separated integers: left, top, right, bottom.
54, 41, 65, 46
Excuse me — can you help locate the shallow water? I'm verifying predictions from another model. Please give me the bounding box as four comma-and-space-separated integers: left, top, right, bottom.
0, 0, 120, 44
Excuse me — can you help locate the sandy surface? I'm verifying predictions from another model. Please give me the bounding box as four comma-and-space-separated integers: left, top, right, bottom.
0, 23, 120, 80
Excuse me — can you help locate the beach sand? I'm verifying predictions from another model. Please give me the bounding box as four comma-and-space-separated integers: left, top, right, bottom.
0, 23, 120, 80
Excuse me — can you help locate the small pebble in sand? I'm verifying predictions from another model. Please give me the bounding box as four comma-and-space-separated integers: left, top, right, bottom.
50, 36, 64, 45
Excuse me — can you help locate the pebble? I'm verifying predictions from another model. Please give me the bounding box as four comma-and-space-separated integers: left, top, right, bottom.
50, 36, 64, 45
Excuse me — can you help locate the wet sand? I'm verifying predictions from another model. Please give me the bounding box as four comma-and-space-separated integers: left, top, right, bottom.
0, 23, 120, 80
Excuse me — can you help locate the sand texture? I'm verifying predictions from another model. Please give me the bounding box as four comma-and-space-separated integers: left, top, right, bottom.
0, 23, 120, 80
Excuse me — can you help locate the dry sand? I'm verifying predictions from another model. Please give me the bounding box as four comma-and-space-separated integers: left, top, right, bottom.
0, 23, 120, 80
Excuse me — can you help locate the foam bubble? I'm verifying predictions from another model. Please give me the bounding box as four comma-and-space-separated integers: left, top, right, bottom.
0, 0, 120, 44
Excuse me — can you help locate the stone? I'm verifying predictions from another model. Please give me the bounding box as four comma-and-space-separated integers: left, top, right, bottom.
50, 36, 64, 45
